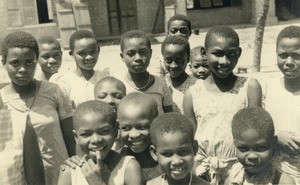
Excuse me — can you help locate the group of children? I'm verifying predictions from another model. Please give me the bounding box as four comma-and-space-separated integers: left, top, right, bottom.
0, 13, 300, 185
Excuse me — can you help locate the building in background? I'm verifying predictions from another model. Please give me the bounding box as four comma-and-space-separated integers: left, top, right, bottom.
0, 0, 298, 49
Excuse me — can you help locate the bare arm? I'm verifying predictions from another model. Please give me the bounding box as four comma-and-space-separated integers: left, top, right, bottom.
183, 89, 197, 130
124, 159, 143, 185
24, 119, 45, 185
60, 117, 76, 156
247, 78, 262, 107
57, 167, 72, 185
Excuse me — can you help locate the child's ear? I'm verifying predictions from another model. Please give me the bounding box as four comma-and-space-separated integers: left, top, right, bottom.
149, 49, 153, 58
150, 145, 158, 162
69, 50, 73, 56
120, 53, 124, 60
238, 47, 242, 57
192, 140, 198, 155
73, 130, 79, 144
201, 47, 206, 56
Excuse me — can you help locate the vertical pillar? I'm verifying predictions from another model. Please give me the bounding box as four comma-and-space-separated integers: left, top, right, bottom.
251, 0, 277, 24
176, 0, 187, 15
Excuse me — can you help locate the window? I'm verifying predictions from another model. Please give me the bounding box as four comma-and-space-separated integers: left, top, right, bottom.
187, 0, 242, 10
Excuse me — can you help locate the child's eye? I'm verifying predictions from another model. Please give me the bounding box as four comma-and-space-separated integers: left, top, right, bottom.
42, 54, 50, 60
114, 93, 124, 99
126, 51, 136, 57
278, 53, 288, 59
79, 132, 91, 137
213, 51, 224, 57
161, 151, 173, 157
89, 49, 98, 55
175, 58, 185, 64
139, 49, 149, 56
120, 126, 131, 131
164, 58, 173, 64
97, 94, 107, 99
237, 146, 248, 152
137, 125, 149, 130
291, 53, 300, 60
77, 51, 87, 57
178, 149, 191, 156
10, 61, 19, 67
99, 129, 112, 135
255, 145, 268, 152
227, 51, 238, 58
26, 61, 35, 67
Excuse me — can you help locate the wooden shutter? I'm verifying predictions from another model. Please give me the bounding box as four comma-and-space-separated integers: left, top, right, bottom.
22, 0, 39, 25
72, 3, 92, 31
7, 0, 23, 27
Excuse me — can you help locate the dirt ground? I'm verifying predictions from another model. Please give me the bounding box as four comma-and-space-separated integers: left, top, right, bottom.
1, 19, 300, 84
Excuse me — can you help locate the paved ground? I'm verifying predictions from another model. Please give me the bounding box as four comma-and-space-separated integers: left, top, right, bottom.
1, 19, 300, 84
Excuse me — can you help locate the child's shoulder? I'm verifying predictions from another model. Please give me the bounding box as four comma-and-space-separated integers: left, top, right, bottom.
57, 166, 72, 185
146, 175, 162, 185
277, 170, 296, 185
191, 173, 210, 185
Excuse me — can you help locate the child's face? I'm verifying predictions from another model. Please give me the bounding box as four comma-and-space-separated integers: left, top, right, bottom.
189, 55, 210, 80
38, 43, 62, 74
234, 128, 275, 176
168, 20, 190, 40
74, 112, 116, 162
206, 36, 241, 78
94, 81, 125, 111
72, 38, 99, 71
120, 38, 152, 74
150, 132, 197, 180
4, 47, 37, 86
118, 104, 152, 153
277, 37, 300, 80
163, 44, 188, 78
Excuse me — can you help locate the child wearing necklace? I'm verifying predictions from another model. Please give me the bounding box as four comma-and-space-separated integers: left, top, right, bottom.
225, 107, 295, 185
118, 30, 173, 114
147, 112, 209, 185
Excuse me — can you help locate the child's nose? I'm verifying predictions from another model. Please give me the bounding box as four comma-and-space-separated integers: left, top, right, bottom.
90, 133, 102, 143
245, 152, 259, 164
285, 56, 295, 66
48, 57, 57, 64
171, 155, 183, 165
219, 55, 230, 65
170, 61, 178, 68
129, 128, 140, 138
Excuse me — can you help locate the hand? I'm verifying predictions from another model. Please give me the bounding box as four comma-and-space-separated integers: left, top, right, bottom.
60, 155, 85, 171
81, 151, 110, 185
277, 131, 300, 155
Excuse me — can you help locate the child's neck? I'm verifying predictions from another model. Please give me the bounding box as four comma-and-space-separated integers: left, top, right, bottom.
129, 146, 157, 168
245, 164, 274, 183
283, 76, 300, 92
76, 67, 95, 80
206, 72, 237, 92
126, 71, 152, 91
42, 70, 54, 81
164, 172, 192, 185
12, 80, 37, 99
170, 72, 189, 88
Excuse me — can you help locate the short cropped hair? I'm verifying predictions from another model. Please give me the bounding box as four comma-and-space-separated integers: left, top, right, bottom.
277, 25, 300, 47
1, 31, 39, 64
120, 30, 151, 52
73, 100, 117, 130
117, 92, 158, 120
231, 107, 275, 139
167, 14, 192, 34
190, 46, 206, 63
150, 112, 194, 147
94, 76, 126, 95
161, 35, 190, 60
38, 36, 61, 50
205, 26, 239, 49
69, 30, 97, 51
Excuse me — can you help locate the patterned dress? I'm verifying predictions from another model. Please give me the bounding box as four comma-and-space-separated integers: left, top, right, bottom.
189, 76, 250, 184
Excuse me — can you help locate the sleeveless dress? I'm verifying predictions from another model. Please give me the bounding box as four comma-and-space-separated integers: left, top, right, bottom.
265, 77, 300, 184
189, 77, 249, 184
0, 110, 27, 185
71, 156, 135, 185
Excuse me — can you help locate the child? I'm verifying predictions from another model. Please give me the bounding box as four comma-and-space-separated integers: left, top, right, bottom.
57, 100, 142, 185
94, 76, 127, 152
147, 112, 209, 185
225, 107, 295, 184
150, 14, 192, 79
118, 92, 163, 183
119, 30, 173, 114
265, 25, 300, 184
183, 26, 262, 184
50, 30, 109, 108
161, 35, 197, 113
0, 97, 45, 185
36, 36, 62, 81
94, 76, 126, 112
1, 31, 75, 185
189, 46, 210, 80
